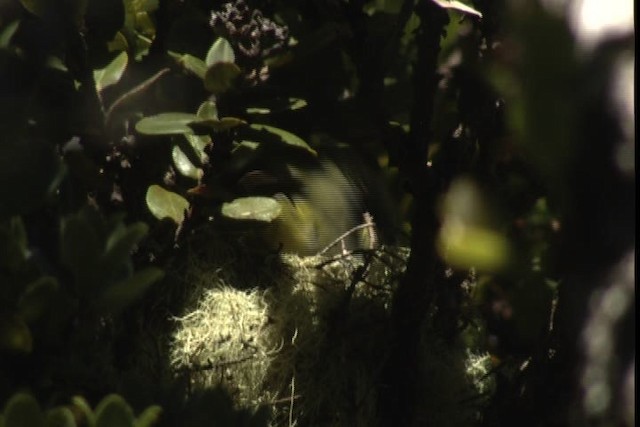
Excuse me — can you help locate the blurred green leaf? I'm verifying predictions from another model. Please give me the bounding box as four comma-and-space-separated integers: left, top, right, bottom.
17, 276, 59, 323
0, 315, 33, 354
205, 37, 235, 66
222, 197, 282, 222
135, 113, 198, 135
93, 51, 128, 93
0, 21, 19, 48
438, 223, 509, 271
2, 393, 43, 427
0, 137, 64, 219
250, 124, 317, 156
60, 211, 102, 286
204, 62, 241, 95
70, 397, 95, 427
0, 217, 28, 273
145, 185, 189, 224
44, 407, 76, 427
99, 267, 164, 314
95, 395, 134, 427
134, 405, 162, 427
101, 222, 148, 274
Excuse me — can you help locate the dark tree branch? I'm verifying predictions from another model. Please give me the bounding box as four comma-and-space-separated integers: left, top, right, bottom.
378, 1, 449, 426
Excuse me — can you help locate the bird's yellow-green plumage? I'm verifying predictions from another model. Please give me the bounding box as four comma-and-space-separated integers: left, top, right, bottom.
233, 134, 400, 256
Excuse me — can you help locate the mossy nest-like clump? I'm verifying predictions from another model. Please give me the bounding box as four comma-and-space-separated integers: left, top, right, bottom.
169, 230, 493, 426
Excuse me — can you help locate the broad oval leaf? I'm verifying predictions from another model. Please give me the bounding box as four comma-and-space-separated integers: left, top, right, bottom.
145, 185, 189, 224
206, 37, 235, 66
222, 197, 282, 222
179, 54, 206, 79
250, 124, 317, 156
135, 405, 163, 427
197, 100, 218, 120
95, 394, 135, 427
172, 145, 202, 180
204, 62, 241, 95
135, 113, 198, 135
2, 393, 43, 427
94, 51, 128, 92
184, 134, 211, 163
46, 407, 77, 427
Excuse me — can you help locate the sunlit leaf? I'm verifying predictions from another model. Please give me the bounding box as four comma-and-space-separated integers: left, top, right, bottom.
179, 54, 207, 79
145, 185, 189, 224
222, 197, 282, 222
172, 145, 202, 180
94, 51, 128, 92
184, 134, 211, 163
246, 107, 271, 115
197, 100, 218, 120
250, 124, 317, 155
431, 0, 483, 18
204, 62, 241, 95
135, 113, 198, 135
205, 37, 235, 66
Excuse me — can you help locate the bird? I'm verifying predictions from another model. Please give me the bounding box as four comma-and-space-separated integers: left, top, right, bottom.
231, 133, 399, 256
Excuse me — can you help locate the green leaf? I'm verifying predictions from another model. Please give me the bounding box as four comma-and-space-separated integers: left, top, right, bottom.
437, 224, 509, 271
205, 37, 235, 66
0, 21, 20, 48
196, 100, 218, 120
45, 408, 76, 427
190, 116, 246, 132
245, 97, 308, 115
0, 217, 28, 273
95, 395, 134, 427
135, 113, 198, 135
134, 406, 162, 427
93, 51, 128, 92
101, 222, 148, 274
222, 197, 282, 222
250, 124, 317, 156
204, 62, 241, 95
17, 276, 59, 323
184, 134, 211, 163
60, 214, 102, 286
99, 267, 164, 314
145, 185, 189, 224
2, 393, 43, 427
178, 54, 206, 79
70, 397, 94, 427
0, 315, 32, 354
172, 145, 202, 180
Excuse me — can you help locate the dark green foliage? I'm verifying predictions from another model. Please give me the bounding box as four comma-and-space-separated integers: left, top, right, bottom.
1, 0, 633, 425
